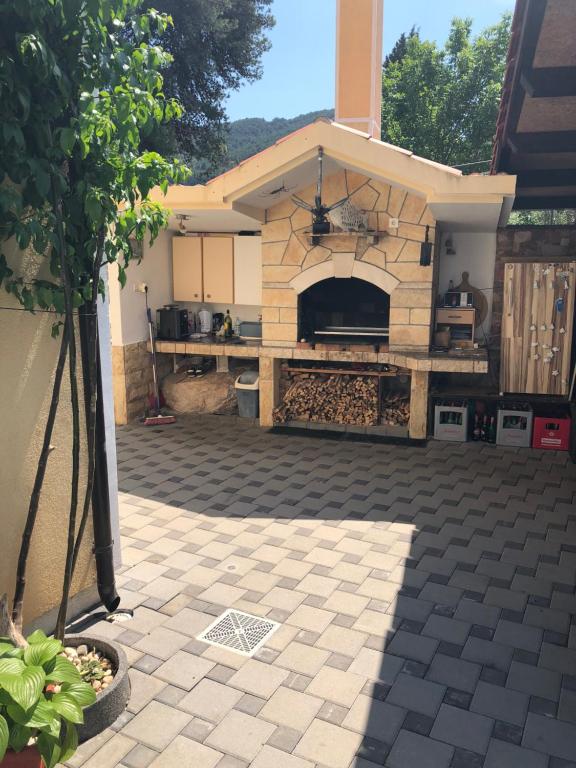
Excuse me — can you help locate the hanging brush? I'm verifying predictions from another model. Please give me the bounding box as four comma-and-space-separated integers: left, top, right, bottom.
143, 287, 175, 426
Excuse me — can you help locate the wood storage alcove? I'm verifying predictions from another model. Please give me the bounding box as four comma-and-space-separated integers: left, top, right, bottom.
273, 361, 411, 437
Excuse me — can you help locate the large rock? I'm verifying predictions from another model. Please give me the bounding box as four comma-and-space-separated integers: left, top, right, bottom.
162, 370, 240, 415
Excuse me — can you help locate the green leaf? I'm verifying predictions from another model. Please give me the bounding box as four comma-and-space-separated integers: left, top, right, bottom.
61, 681, 96, 708
0, 658, 25, 675
27, 629, 48, 645
36, 732, 61, 768
0, 714, 8, 762
45, 656, 81, 684
0, 642, 17, 657
0, 666, 46, 711
59, 127, 76, 154
59, 720, 78, 763
51, 692, 84, 724
24, 639, 63, 668
8, 700, 59, 735
9, 724, 31, 753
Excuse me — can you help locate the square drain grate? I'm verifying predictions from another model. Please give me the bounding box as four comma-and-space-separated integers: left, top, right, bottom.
197, 609, 280, 657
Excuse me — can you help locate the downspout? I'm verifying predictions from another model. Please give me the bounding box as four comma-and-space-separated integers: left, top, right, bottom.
79, 310, 120, 613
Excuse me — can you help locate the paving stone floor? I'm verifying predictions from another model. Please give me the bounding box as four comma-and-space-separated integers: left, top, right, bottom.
69, 415, 576, 768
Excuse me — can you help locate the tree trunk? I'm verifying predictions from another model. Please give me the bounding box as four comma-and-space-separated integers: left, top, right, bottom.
53, 177, 81, 643
11, 323, 69, 632
1, 594, 27, 648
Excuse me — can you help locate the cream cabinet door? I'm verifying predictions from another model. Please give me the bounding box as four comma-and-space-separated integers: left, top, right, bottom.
234, 236, 262, 305
172, 237, 203, 302
203, 236, 234, 304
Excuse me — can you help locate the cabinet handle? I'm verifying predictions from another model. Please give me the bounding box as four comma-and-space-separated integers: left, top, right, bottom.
447, 315, 461, 319
194, 293, 198, 298
206, 294, 211, 298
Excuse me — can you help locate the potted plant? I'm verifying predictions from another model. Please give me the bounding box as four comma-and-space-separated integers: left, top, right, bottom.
0, 630, 96, 767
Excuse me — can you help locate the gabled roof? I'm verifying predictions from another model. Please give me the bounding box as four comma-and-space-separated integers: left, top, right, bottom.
155, 119, 515, 231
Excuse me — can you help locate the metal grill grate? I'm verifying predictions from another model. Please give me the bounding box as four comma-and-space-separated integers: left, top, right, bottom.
197, 609, 280, 657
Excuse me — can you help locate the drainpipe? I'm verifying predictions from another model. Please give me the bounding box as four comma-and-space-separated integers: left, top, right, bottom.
79, 309, 120, 613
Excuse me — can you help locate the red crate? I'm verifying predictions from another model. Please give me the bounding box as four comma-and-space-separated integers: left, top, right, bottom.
532, 415, 571, 451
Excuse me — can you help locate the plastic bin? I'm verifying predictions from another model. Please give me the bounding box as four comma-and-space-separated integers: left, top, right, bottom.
235, 370, 260, 418
434, 401, 469, 442
532, 413, 571, 451
496, 403, 533, 448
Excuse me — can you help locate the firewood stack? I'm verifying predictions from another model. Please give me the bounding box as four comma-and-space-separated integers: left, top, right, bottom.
381, 393, 410, 426
274, 373, 379, 426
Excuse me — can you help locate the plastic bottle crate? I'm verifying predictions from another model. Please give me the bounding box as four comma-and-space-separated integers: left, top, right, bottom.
434, 401, 469, 442
496, 403, 533, 448
532, 414, 571, 451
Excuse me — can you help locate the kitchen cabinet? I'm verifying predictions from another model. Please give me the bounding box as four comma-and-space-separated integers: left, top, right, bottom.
234, 235, 262, 305
172, 237, 202, 301
203, 236, 234, 304
500, 262, 575, 395
172, 235, 234, 304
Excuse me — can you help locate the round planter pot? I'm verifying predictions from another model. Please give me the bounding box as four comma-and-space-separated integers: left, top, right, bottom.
0, 747, 42, 768
64, 635, 130, 743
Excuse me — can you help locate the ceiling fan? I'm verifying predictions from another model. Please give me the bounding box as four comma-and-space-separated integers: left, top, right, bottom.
292, 147, 349, 242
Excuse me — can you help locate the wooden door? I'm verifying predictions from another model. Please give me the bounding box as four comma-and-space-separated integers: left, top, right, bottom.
203, 236, 234, 304
172, 237, 203, 302
234, 235, 262, 305
500, 262, 575, 395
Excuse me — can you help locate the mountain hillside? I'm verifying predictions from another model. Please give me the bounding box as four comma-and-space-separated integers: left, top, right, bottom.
195, 108, 333, 182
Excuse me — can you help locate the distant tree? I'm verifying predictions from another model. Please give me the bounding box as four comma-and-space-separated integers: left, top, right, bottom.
383, 25, 418, 68
381, 15, 512, 170
141, 0, 275, 168
508, 209, 576, 226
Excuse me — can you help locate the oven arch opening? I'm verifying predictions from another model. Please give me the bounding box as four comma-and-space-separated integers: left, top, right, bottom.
298, 277, 390, 344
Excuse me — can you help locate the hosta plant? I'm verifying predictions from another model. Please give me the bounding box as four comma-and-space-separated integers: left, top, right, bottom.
0, 631, 96, 767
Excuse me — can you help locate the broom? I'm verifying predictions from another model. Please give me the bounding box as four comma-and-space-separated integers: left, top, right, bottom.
143, 288, 175, 426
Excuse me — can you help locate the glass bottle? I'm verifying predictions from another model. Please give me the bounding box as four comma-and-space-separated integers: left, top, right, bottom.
223, 309, 233, 337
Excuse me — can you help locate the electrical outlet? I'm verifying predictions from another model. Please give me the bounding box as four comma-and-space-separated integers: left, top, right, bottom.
134, 282, 148, 293
388, 217, 399, 229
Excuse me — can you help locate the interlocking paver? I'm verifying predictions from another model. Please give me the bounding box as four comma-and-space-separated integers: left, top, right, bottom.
147, 736, 222, 768
387, 674, 445, 717
204, 710, 276, 762
104, 416, 576, 768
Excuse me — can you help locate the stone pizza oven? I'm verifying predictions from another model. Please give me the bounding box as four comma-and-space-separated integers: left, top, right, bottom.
261, 168, 435, 351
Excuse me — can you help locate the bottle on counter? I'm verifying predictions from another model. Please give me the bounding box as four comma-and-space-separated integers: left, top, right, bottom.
472, 414, 481, 441
223, 309, 233, 337
234, 316, 241, 336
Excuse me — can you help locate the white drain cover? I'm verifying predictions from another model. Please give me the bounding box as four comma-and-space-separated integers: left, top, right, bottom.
197, 609, 280, 657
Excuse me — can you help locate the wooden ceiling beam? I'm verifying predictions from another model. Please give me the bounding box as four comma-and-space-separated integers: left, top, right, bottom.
513, 194, 576, 210
520, 66, 576, 98
508, 130, 576, 154
516, 169, 576, 187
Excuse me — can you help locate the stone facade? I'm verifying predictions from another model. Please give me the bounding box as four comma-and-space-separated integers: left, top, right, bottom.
261, 169, 436, 350
112, 341, 171, 425
490, 225, 576, 382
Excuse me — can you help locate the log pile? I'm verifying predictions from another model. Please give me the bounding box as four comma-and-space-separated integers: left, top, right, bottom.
274, 373, 379, 426
381, 393, 410, 426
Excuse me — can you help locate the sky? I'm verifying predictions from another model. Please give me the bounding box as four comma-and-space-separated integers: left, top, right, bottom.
225, 0, 515, 122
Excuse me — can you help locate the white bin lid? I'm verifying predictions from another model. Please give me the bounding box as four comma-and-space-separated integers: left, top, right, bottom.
235, 370, 259, 390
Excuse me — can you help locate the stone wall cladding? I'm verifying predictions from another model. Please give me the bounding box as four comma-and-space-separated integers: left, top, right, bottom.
112, 341, 171, 424
490, 226, 576, 381
261, 169, 436, 350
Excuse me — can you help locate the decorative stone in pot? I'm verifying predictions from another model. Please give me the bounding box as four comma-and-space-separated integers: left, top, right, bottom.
0, 747, 42, 768
64, 636, 130, 743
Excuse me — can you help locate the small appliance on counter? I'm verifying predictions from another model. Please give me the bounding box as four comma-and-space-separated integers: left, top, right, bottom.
239, 321, 262, 340
198, 308, 212, 334
156, 305, 189, 340
212, 312, 224, 332
443, 291, 474, 308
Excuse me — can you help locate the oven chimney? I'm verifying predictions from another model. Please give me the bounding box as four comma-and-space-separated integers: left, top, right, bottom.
335, 0, 383, 140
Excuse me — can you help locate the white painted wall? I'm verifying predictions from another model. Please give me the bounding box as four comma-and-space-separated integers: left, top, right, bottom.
436, 231, 497, 341
108, 229, 173, 346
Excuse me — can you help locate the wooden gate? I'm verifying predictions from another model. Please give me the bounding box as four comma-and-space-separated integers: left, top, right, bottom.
500, 262, 575, 395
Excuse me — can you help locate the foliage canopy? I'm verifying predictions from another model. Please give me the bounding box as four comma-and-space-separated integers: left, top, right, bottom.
381, 15, 512, 170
